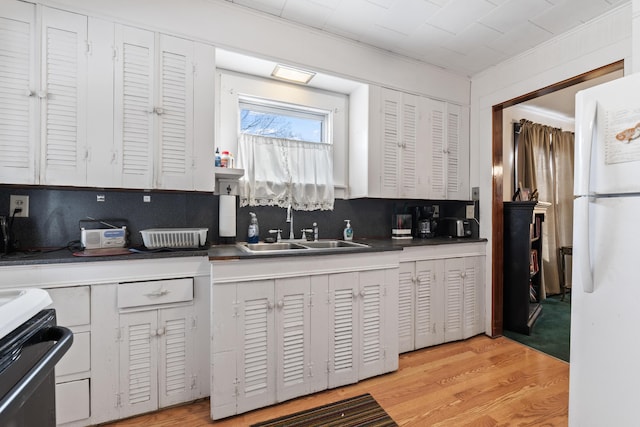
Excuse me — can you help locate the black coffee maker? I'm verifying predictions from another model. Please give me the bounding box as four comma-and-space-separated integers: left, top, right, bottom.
413, 206, 438, 238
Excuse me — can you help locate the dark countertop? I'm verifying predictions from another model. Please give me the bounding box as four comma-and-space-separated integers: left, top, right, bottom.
0, 237, 487, 266
208, 237, 487, 260
0, 247, 210, 267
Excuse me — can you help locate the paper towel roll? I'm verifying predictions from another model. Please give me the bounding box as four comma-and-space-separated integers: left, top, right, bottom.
219, 194, 236, 238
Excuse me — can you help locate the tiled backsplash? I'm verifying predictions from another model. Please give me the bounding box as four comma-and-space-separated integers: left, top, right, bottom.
0, 187, 477, 249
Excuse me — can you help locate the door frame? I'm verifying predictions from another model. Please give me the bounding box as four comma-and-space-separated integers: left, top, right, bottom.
490, 60, 624, 337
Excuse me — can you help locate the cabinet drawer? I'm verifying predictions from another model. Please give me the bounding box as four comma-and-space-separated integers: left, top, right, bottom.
56, 379, 90, 424
117, 278, 193, 308
47, 286, 90, 327
56, 331, 90, 378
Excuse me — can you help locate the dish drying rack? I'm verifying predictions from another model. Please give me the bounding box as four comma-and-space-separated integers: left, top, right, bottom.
140, 228, 208, 249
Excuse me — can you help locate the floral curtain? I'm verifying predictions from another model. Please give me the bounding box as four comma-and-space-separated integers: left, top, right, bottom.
517, 119, 574, 297
237, 133, 334, 211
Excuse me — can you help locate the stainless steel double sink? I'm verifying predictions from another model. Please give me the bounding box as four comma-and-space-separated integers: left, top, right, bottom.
237, 240, 370, 254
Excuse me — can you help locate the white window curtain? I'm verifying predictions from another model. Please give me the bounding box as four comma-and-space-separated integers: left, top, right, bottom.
237, 133, 334, 211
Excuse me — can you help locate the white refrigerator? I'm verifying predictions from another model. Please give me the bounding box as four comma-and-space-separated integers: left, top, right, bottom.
570, 72, 640, 426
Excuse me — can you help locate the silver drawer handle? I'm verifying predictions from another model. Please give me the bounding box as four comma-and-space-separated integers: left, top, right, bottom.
146, 289, 169, 297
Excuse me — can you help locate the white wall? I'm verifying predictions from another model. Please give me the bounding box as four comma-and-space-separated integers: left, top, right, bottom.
470, 3, 632, 334
44, 0, 470, 104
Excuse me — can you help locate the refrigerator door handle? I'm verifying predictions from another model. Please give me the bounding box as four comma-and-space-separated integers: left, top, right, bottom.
574, 99, 597, 196
574, 196, 594, 293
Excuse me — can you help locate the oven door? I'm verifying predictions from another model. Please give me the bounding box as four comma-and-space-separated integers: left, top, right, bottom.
0, 309, 73, 427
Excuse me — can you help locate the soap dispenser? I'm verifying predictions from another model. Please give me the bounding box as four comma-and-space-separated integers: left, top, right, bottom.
343, 220, 353, 241
247, 212, 259, 243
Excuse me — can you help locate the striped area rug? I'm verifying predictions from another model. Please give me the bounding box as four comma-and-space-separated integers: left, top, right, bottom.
251, 393, 397, 427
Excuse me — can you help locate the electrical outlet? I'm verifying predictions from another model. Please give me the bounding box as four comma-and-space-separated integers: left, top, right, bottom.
466, 205, 475, 219
10, 195, 29, 218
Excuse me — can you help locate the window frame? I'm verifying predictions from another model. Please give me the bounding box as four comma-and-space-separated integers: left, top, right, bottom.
238, 96, 332, 144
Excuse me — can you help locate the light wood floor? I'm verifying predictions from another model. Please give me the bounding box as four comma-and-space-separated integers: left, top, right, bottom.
103, 335, 569, 426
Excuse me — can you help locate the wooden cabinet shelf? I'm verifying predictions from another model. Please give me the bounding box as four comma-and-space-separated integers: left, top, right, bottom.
503, 201, 544, 335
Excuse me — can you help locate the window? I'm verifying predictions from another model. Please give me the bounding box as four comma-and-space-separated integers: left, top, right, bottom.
218, 71, 350, 202
239, 98, 329, 144
236, 98, 334, 211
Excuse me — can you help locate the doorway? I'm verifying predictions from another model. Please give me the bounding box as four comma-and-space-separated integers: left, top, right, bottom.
490, 60, 624, 337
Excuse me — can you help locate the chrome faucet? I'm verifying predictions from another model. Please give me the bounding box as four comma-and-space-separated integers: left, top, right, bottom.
286, 204, 294, 240
268, 229, 282, 242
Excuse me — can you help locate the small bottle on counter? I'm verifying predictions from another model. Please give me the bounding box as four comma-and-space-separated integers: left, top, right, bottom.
247, 212, 259, 243
220, 151, 231, 168
343, 219, 353, 241
215, 148, 221, 167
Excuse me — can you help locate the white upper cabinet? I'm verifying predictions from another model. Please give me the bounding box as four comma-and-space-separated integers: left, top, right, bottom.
349, 85, 467, 200
113, 25, 155, 189
0, 2, 90, 186
0, 1, 215, 191
40, 7, 88, 185
425, 99, 470, 200
379, 89, 424, 198
156, 34, 215, 191
0, 0, 38, 184
350, 86, 429, 199
86, 18, 116, 187
114, 28, 216, 191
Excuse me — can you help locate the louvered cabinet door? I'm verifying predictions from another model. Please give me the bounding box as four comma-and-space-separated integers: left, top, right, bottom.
327, 271, 359, 388
443, 257, 465, 342
427, 98, 446, 198
462, 256, 484, 339
398, 94, 418, 198
397, 262, 415, 353
415, 259, 445, 349
236, 280, 276, 414
446, 103, 470, 200
155, 34, 194, 190
40, 7, 88, 185
114, 24, 155, 189
274, 275, 327, 402
425, 100, 469, 200
157, 306, 198, 408
357, 270, 386, 380
379, 89, 401, 198
0, 0, 38, 184
119, 310, 159, 419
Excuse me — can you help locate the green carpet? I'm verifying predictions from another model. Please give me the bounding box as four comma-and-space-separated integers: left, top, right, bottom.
504, 294, 571, 362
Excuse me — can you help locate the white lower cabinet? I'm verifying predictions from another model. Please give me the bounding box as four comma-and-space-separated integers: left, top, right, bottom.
91, 276, 210, 424
211, 253, 399, 420
398, 244, 485, 354
218, 276, 329, 415
443, 256, 484, 342
398, 260, 445, 353
46, 286, 92, 426
327, 270, 398, 389
55, 379, 90, 426
276, 276, 328, 402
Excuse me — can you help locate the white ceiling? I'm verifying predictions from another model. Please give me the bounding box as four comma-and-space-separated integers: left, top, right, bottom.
224, 0, 628, 77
